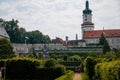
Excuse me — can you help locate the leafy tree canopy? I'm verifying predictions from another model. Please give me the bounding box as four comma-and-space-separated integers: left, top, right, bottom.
0, 18, 51, 44
0, 38, 14, 54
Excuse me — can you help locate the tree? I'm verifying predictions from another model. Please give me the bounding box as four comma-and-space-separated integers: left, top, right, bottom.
104, 52, 116, 61
99, 32, 106, 45
0, 38, 15, 59
103, 39, 111, 54
0, 18, 51, 44
26, 30, 51, 44
0, 38, 14, 54
99, 32, 111, 54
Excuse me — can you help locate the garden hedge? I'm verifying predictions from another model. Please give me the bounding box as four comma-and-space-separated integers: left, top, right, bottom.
0, 57, 66, 80
95, 60, 120, 80
55, 70, 74, 80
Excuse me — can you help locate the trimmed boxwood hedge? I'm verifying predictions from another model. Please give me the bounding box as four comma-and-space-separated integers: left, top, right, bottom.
0, 57, 66, 80
6, 58, 40, 80
95, 60, 120, 80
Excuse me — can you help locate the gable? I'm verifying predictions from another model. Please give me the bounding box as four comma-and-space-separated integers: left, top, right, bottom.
0, 25, 10, 38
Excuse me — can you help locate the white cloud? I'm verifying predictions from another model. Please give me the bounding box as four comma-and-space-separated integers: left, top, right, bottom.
0, 0, 120, 40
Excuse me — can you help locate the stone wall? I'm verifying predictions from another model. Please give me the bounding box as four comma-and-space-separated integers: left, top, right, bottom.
13, 43, 67, 54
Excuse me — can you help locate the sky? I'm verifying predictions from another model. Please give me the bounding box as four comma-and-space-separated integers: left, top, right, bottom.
0, 0, 120, 40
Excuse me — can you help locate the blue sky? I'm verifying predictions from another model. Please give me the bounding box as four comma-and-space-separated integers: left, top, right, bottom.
0, 0, 120, 40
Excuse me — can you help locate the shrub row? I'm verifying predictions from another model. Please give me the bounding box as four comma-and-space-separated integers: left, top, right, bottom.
95, 60, 120, 80
59, 61, 81, 67
0, 58, 66, 80
5, 58, 41, 80
55, 70, 74, 80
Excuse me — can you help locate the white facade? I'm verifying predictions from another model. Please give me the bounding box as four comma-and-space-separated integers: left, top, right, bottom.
83, 14, 92, 22
81, 25, 94, 38
84, 38, 99, 44
84, 37, 120, 49
78, 42, 86, 47
106, 37, 120, 49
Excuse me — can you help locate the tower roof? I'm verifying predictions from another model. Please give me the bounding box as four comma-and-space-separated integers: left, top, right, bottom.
83, 0, 92, 14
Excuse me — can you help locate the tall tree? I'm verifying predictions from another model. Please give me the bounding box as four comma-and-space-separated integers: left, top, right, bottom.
103, 39, 111, 54
99, 32, 111, 53
99, 32, 106, 45
0, 18, 51, 44
26, 30, 51, 44
3, 19, 21, 43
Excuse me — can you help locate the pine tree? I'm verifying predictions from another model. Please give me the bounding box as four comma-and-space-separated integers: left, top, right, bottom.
99, 32, 106, 45
103, 39, 111, 54
99, 32, 111, 54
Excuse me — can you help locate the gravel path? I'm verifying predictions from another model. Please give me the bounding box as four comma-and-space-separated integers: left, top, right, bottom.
73, 73, 82, 80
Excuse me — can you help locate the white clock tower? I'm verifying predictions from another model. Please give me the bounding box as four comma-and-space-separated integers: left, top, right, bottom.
81, 0, 94, 38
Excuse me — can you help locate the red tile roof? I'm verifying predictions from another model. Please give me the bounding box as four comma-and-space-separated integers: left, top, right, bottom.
52, 37, 64, 44
83, 29, 120, 39
67, 40, 86, 46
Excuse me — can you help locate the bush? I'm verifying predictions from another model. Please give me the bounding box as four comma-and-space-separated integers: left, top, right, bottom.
95, 60, 120, 80
59, 61, 81, 67
84, 56, 97, 79
55, 70, 74, 80
81, 73, 89, 80
70, 55, 82, 61
0, 53, 16, 59
5, 57, 41, 80
35, 65, 66, 80
0, 38, 13, 54
0, 58, 66, 80
44, 59, 58, 68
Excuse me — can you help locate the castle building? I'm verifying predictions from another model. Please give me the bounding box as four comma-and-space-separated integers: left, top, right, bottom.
82, 0, 120, 49
13, 0, 120, 55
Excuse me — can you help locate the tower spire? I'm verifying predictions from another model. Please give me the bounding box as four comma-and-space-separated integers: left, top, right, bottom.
86, 0, 89, 9
81, 0, 94, 39
83, 0, 92, 14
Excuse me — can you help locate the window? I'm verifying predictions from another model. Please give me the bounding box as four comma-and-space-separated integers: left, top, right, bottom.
85, 19, 87, 21
85, 15, 87, 17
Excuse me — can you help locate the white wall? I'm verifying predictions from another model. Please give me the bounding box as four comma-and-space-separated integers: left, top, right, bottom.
83, 14, 92, 22
85, 37, 120, 49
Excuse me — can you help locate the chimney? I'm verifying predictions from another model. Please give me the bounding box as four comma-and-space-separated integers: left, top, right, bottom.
76, 34, 78, 40
66, 36, 68, 44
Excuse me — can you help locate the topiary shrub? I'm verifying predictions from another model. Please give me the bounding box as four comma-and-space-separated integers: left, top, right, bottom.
5, 57, 41, 80
84, 56, 97, 79
44, 59, 58, 68
95, 60, 120, 80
